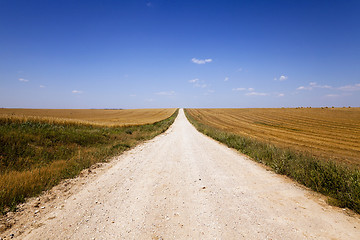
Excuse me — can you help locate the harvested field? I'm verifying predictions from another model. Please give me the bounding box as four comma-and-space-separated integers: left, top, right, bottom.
186, 108, 360, 167
0, 108, 176, 126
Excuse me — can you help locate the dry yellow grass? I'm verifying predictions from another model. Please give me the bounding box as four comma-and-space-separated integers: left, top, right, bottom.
0, 108, 176, 126
187, 108, 360, 167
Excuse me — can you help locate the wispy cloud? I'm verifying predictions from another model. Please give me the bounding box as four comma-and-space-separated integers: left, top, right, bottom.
188, 78, 199, 83
326, 94, 340, 97
298, 82, 360, 93
232, 87, 254, 91
297, 82, 332, 90
189, 78, 207, 88
233, 87, 277, 96
338, 83, 360, 91
297, 86, 311, 90
191, 58, 212, 64
129, 94, 136, 97
195, 83, 207, 88
146, 2, 152, 7
278, 93, 285, 97
204, 89, 215, 95
39, 85, 45, 88
309, 82, 332, 88
18, 78, 29, 82
72, 90, 83, 94
155, 91, 175, 96
246, 92, 269, 96
232, 88, 246, 91
224, 77, 229, 82
232, 88, 270, 97
237, 67, 243, 72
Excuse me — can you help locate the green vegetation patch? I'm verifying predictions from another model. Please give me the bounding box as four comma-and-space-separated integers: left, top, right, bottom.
185, 109, 360, 214
0, 109, 178, 213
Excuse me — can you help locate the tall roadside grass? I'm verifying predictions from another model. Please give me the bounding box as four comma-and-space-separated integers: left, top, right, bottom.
184, 109, 360, 214
0, 109, 178, 214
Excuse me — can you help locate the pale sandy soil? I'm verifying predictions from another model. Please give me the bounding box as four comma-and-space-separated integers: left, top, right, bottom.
1, 109, 360, 239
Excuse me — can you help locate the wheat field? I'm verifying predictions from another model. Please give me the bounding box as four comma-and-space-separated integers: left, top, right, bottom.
187, 108, 360, 167
0, 108, 176, 126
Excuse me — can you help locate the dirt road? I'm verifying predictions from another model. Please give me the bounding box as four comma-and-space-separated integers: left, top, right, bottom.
7, 109, 360, 239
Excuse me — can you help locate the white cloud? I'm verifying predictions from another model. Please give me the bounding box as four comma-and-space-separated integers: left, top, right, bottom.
191, 58, 212, 64
233, 88, 279, 96
189, 78, 207, 88
237, 67, 243, 72
146, 2, 152, 7
246, 92, 269, 96
232, 87, 254, 91
297, 82, 332, 91
18, 78, 29, 82
146, 98, 154, 102
224, 77, 229, 81
326, 94, 340, 97
297, 86, 310, 90
188, 78, 199, 83
232, 88, 246, 91
279, 75, 288, 81
40, 85, 45, 88
310, 82, 332, 88
129, 94, 136, 97
155, 91, 175, 96
338, 83, 360, 91
195, 83, 207, 88
274, 75, 288, 81
72, 90, 83, 94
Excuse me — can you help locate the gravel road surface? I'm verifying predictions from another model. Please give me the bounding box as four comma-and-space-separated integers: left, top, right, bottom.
9, 109, 360, 239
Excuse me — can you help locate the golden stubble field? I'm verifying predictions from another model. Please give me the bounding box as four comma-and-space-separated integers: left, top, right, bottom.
187, 108, 360, 166
0, 108, 176, 126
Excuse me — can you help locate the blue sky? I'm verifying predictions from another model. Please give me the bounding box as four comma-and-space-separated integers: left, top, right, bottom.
0, 0, 359, 108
